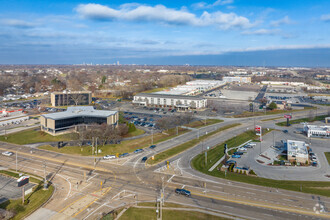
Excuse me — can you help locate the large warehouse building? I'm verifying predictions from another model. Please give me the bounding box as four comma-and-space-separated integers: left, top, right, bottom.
51, 91, 92, 107
40, 106, 118, 135
133, 93, 207, 110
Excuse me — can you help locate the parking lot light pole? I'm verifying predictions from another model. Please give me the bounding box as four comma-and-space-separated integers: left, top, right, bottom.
16, 148, 21, 172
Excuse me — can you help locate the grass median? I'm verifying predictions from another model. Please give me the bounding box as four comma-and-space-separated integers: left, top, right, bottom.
0, 170, 54, 220
191, 131, 330, 197
232, 107, 316, 118
185, 119, 223, 128
325, 152, 330, 165
118, 206, 228, 220
147, 123, 241, 165
275, 114, 328, 127
39, 127, 189, 156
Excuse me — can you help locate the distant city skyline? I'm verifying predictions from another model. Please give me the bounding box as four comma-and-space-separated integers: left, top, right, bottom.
0, 0, 329, 66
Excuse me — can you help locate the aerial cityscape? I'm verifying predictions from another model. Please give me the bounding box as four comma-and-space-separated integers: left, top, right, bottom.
0, 0, 329, 220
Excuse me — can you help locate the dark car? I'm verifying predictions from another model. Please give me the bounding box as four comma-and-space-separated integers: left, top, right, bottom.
141, 156, 148, 162
175, 188, 191, 197
149, 145, 156, 149
283, 130, 288, 133
225, 160, 237, 165
119, 153, 129, 158
134, 149, 144, 154
234, 151, 244, 155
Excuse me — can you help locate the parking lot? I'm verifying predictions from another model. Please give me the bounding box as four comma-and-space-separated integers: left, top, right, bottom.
229, 127, 330, 181
0, 174, 35, 203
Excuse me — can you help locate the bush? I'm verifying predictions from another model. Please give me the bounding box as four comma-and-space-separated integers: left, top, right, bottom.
128, 123, 137, 133
12, 204, 25, 214
249, 169, 256, 175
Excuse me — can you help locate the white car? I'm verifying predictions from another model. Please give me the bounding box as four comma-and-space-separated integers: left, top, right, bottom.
238, 147, 247, 151
2, 151, 14, 156
103, 155, 116, 160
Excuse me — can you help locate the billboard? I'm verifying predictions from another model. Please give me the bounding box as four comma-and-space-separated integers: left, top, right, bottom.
17, 176, 29, 187
284, 114, 292, 119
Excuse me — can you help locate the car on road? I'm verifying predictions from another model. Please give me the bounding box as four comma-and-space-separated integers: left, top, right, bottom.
175, 188, 191, 197
2, 151, 14, 156
312, 162, 317, 167
103, 155, 116, 160
232, 155, 241, 158
282, 130, 288, 133
134, 149, 144, 154
119, 153, 129, 158
149, 145, 156, 149
141, 156, 148, 162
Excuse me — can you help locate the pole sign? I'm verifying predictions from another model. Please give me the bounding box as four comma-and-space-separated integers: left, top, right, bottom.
17, 176, 29, 187
284, 114, 292, 119
255, 125, 261, 136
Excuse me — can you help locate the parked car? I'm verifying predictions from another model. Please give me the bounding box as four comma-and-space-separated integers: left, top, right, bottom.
103, 155, 116, 160
149, 145, 156, 149
312, 162, 317, 167
141, 156, 148, 162
234, 151, 244, 155
232, 155, 241, 158
134, 149, 144, 154
2, 151, 13, 156
175, 188, 191, 197
238, 147, 247, 151
225, 160, 237, 165
119, 153, 129, 158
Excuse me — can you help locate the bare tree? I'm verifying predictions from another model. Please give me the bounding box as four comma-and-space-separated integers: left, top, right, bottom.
70, 94, 87, 106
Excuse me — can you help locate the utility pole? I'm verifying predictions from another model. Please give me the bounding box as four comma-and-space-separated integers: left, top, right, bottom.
16, 150, 18, 172
176, 126, 178, 135
273, 131, 275, 147
96, 137, 98, 156
151, 127, 154, 145
43, 161, 48, 189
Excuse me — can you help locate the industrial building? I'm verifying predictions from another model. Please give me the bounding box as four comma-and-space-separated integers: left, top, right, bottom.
40, 106, 118, 135
286, 140, 309, 163
133, 93, 207, 110
303, 124, 330, 138
50, 91, 92, 107
222, 77, 251, 83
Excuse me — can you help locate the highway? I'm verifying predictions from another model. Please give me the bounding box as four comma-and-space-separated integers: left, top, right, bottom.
0, 106, 329, 219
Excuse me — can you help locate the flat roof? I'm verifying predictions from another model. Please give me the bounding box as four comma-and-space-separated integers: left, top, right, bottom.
305, 125, 330, 132
51, 91, 91, 95
135, 93, 205, 100
41, 106, 117, 120
287, 140, 308, 157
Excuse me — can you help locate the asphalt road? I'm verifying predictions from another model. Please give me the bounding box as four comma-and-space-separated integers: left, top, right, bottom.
0, 106, 328, 219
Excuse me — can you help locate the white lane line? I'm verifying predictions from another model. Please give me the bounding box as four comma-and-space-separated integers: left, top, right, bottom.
87, 174, 97, 182
83, 202, 109, 220
57, 174, 71, 200
167, 175, 175, 183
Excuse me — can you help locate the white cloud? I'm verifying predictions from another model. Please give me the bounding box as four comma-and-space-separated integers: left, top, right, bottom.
242, 28, 281, 35
192, 0, 234, 9
320, 14, 330, 22
0, 19, 37, 28
270, 16, 293, 27
76, 3, 251, 29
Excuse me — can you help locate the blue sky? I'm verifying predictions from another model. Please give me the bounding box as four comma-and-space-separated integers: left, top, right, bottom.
0, 0, 330, 66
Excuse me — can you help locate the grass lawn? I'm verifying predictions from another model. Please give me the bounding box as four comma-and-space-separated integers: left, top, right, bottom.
119, 207, 228, 220
39, 127, 188, 156
185, 119, 223, 128
275, 114, 328, 127
0, 170, 54, 220
233, 107, 316, 118
191, 131, 330, 197
147, 123, 241, 165
142, 87, 170, 93
0, 128, 78, 145
122, 128, 145, 138
325, 152, 330, 165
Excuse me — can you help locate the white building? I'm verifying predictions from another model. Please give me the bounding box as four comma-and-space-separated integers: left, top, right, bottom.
133, 93, 207, 110
303, 125, 330, 138
223, 77, 251, 83
286, 140, 309, 163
